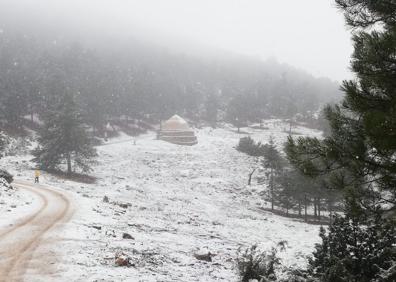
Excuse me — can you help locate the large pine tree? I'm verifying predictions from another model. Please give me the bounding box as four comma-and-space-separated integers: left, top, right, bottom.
262, 137, 285, 211
285, 1, 396, 280
286, 0, 396, 217
33, 93, 97, 174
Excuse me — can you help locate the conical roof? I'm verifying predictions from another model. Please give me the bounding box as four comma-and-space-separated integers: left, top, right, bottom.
161, 115, 192, 131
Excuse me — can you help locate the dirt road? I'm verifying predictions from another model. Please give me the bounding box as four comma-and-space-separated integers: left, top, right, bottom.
0, 181, 72, 282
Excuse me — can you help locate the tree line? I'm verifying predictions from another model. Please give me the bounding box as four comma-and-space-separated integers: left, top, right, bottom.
0, 28, 340, 135
0, 26, 341, 175
237, 136, 340, 222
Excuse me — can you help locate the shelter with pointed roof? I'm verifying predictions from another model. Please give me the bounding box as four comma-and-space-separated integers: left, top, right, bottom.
159, 115, 197, 146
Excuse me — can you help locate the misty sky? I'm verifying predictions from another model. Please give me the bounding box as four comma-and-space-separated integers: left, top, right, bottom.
0, 0, 353, 82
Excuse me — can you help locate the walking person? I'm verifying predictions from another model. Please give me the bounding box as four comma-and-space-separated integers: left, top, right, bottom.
34, 169, 40, 183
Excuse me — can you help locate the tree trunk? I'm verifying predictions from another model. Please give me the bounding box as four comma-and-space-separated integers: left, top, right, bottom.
298, 199, 302, 217
248, 168, 257, 186
286, 201, 289, 217
318, 197, 321, 220
270, 168, 274, 211
304, 194, 308, 222
314, 198, 317, 218
67, 153, 72, 175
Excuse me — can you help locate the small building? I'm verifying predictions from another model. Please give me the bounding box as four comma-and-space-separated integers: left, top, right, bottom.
159, 115, 198, 146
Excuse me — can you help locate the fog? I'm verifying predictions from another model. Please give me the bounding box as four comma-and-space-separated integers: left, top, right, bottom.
0, 0, 352, 81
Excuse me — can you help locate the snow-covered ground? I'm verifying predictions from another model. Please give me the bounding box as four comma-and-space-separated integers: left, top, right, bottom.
0, 120, 324, 281
0, 181, 38, 232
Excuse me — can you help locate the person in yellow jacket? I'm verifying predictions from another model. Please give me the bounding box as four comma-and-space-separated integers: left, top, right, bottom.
34, 169, 40, 183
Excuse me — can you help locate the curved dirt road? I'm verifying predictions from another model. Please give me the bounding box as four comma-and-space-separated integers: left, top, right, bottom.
0, 181, 72, 282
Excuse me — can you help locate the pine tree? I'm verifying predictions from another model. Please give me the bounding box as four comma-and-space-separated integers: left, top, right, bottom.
285, 1, 396, 281
274, 170, 298, 216
33, 93, 97, 174
286, 0, 396, 217
274, 168, 338, 221
263, 137, 285, 211
308, 216, 396, 282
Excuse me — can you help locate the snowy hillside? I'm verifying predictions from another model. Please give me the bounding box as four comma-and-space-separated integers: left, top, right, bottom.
0, 120, 323, 281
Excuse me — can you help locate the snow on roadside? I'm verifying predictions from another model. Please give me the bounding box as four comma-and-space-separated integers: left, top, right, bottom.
0, 158, 40, 233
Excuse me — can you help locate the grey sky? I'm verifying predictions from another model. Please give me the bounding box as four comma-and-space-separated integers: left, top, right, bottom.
1, 0, 353, 81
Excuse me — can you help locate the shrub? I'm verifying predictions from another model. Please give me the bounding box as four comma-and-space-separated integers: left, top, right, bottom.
0, 169, 13, 183
237, 244, 282, 282
308, 215, 396, 282
0, 131, 8, 157
279, 269, 316, 282
0, 177, 12, 191
237, 137, 267, 157
5, 136, 32, 156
